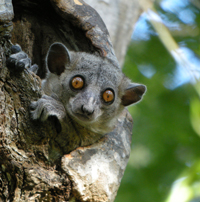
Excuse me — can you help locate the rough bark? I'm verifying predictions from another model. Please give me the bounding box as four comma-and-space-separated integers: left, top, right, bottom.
84, 0, 142, 66
0, 0, 133, 201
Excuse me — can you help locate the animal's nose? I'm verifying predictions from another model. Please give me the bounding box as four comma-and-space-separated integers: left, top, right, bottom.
81, 105, 94, 116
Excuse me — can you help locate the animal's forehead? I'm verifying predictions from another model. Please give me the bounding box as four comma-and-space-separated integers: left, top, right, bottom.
74, 57, 122, 85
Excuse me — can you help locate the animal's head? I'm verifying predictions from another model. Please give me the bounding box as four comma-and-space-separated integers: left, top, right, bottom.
43, 42, 146, 134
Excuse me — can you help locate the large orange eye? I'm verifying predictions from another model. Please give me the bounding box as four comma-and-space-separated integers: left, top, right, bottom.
71, 76, 84, 90
103, 89, 114, 103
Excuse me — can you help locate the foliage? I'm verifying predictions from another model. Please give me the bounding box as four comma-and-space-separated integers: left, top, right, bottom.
115, 1, 200, 201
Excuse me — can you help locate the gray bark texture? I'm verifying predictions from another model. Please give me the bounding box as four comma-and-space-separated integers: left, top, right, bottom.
0, 0, 139, 201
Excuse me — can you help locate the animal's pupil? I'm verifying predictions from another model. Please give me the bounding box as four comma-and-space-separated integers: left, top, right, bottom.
72, 77, 83, 89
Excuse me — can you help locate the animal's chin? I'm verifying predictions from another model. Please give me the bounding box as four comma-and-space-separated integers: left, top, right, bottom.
73, 113, 94, 123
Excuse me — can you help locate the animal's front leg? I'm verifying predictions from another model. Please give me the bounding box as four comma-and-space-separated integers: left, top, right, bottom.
30, 95, 66, 133
6, 44, 39, 74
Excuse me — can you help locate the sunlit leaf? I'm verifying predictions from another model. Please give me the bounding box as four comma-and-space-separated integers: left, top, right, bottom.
190, 97, 200, 136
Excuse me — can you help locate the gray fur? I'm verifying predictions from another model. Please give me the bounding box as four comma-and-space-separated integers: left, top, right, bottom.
7, 44, 39, 74
30, 42, 146, 152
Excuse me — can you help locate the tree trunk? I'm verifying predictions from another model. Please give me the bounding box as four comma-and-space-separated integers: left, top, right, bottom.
84, 0, 141, 67
0, 0, 134, 201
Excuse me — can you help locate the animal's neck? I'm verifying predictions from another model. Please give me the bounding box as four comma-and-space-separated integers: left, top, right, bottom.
54, 114, 104, 154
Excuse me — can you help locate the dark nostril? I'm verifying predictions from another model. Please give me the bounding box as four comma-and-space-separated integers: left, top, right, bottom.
81, 105, 94, 116
81, 105, 84, 113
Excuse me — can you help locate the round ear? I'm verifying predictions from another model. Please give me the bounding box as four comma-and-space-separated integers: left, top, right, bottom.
121, 84, 146, 106
46, 42, 71, 75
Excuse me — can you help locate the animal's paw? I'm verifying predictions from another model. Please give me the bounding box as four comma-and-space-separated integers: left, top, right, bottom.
6, 44, 38, 74
30, 95, 66, 122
